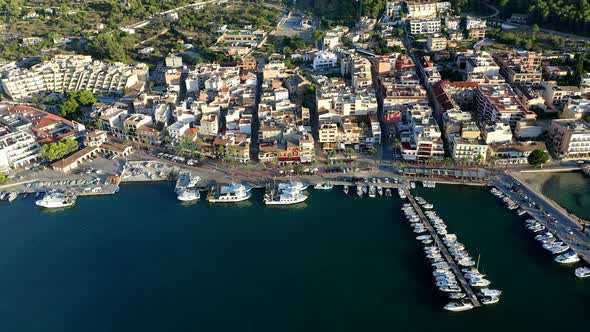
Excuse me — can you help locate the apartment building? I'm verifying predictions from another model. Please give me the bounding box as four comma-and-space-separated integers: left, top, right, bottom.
427, 34, 447, 51
1, 55, 144, 100
0, 131, 42, 171
318, 121, 339, 150
493, 51, 542, 85
410, 19, 441, 35
406, 1, 451, 19
450, 134, 488, 163
313, 51, 338, 71
475, 84, 536, 127
549, 119, 590, 160
542, 81, 582, 106
299, 133, 315, 163
489, 141, 547, 164
561, 99, 590, 119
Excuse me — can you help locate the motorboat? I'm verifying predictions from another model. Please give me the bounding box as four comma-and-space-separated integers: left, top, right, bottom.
444, 301, 474, 312
368, 186, 377, 198
549, 245, 570, 254
357, 186, 363, 197
398, 188, 407, 199
208, 184, 251, 203
343, 185, 349, 194
264, 190, 308, 206
575, 267, 590, 278
35, 192, 76, 208
278, 181, 308, 193
481, 296, 500, 305
469, 278, 491, 287
385, 189, 392, 197
449, 292, 466, 300
555, 251, 580, 264
314, 182, 333, 190
7, 192, 18, 202
416, 235, 431, 241
478, 288, 502, 297
423, 203, 434, 209
177, 189, 200, 202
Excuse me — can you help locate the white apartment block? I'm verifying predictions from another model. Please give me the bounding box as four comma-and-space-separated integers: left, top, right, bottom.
313, 51, 338, 71
466, 17, 487, 30
384, 1, 403, 21
0, 131, 42, 171
410, 19, 441, 35
1, 55, 144, 101
450, 134, 489, 163
406, 1, 451, 19
549, 119, 590, 160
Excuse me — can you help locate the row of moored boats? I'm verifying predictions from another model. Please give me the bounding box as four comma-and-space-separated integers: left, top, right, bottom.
401, 198, 502, 312
490, 187, 590, 279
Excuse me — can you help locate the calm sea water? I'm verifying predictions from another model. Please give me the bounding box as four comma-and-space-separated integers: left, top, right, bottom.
0, 183, 588, 332
541, 171, 590, 220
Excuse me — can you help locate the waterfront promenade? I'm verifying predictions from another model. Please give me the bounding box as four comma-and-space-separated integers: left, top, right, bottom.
496, 173, 590, 265
405, 190, 482, 308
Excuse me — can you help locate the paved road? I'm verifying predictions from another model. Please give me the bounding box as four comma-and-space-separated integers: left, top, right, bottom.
497, 174, 590, 265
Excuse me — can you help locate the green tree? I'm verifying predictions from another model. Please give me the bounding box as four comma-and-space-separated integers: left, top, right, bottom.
76, 90, 97, 106
41, 138, 80, 161
0, 172, 9, 184
58, 98, 80, 119
527, 149, 550, 167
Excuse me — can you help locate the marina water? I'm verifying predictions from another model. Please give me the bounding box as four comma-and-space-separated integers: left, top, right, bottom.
541, 171, 590, 220
0, 183, 588, 331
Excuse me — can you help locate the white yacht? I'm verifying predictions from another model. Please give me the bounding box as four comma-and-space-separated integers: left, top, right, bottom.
555, 251, 580, 264
481, 296, 500, 305
314, 182, 333, 190
398, 188, 407, 199
444, 301, 474, 312
478, 288, 502, 297
178, 190, 200, 202
264, 190, 308, 206
574, 267, 590, 278
278, 181, 308, 193
208, 184, 251, 203
35, 192, 76, 209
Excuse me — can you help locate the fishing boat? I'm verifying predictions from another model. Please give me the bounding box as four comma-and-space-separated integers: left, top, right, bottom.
35, 192, 76, 209
264, 190, 308, 206
207, 184, 251, 203
177, 189, 200, 202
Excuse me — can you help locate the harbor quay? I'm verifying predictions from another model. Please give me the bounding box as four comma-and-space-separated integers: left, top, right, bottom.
493, 173, 590, 266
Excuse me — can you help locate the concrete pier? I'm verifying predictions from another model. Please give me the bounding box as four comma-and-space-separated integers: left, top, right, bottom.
405, 189, 482, 308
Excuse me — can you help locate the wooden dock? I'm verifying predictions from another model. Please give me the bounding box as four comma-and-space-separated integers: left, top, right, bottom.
405, 190, 482, 307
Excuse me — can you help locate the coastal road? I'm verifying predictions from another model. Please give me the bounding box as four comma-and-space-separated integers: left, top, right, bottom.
497, 174, 590, 265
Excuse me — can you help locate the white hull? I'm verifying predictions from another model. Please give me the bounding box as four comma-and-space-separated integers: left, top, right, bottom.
178, 194, 200, 202
35, 200, 75, 209
208, 193, 251, 203
265, 196, 307, 205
